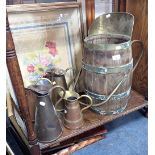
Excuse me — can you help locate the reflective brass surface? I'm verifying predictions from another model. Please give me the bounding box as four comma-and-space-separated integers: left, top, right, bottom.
88, 12, 134, 38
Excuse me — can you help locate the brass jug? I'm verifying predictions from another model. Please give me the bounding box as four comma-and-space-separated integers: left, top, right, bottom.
58, 91, 93, 130
46, 67, 75, 90
27, 84, 65, 143
45, 67, 77, 110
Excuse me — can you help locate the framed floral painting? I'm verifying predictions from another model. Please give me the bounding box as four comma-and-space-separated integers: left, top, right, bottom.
7, 2, 83, 87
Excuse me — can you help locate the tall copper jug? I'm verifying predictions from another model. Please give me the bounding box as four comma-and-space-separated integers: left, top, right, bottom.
27, 84, 65, 143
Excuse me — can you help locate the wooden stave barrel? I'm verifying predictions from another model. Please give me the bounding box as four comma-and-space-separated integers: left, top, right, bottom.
82, 34, 133, 115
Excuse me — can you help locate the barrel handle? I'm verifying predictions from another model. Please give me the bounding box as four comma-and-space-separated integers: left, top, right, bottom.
131, 40, 144, 72
71, 68, 83, 90
91, 40, 144, 107
65, 67, 77, 90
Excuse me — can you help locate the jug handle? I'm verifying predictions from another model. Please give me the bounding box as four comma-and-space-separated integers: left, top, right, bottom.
131, 40, 144, 72
91, 40, 144, 107
77, 95, 93, 112
35, 77, 53, 85
49, 85, 66, 111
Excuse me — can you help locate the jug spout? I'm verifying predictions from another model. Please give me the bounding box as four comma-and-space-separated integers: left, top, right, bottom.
27, 85, 49, 96
27, 78, 53, 95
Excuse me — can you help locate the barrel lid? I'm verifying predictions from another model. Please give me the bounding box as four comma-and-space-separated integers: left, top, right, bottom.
88, 12, 134, 39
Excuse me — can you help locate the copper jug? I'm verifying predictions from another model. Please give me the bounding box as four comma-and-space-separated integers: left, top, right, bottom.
27, 84, 65, 143
58, 91, 93, 130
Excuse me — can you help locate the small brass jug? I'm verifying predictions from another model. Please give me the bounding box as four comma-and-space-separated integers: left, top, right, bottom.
58, 91, 93, 130
27, 83, 66, 143
45, 67, 77, 110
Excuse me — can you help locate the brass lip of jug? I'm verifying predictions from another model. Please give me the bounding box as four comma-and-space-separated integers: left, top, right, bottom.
59, 90, 79, 100
58, 90, 93, 130
35, 77, 53, 86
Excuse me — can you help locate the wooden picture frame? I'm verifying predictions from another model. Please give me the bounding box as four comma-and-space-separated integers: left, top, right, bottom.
7, 0, 77, 5
7, 2, 83, 87
6, 92, 29, 147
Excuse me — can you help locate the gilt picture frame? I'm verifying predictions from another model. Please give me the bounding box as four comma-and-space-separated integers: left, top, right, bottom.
7, 2, 83, 87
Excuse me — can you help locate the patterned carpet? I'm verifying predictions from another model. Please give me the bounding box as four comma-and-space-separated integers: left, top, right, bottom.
72, 111, 148, 155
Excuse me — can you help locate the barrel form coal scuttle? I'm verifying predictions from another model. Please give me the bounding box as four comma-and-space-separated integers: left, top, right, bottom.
82, 13, 143, 115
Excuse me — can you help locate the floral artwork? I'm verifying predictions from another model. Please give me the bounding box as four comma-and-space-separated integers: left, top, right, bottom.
15, 41, 61, 85
18, 41, 62, 86
8, 5, 83, 88
11, 22, 73, 87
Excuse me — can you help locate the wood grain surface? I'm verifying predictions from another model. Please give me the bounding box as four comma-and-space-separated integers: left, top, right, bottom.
119, 0, 126, 12
25, 89, 37, 125
112, 0, 126, 12
85, 0, 95, 32
126, 0, 148, 97
6, 14, 37, 145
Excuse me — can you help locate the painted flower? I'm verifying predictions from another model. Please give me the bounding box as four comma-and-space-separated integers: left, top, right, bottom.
40, 57, 49, 66
27, 64, 35, 73
45, 41, 58, 57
